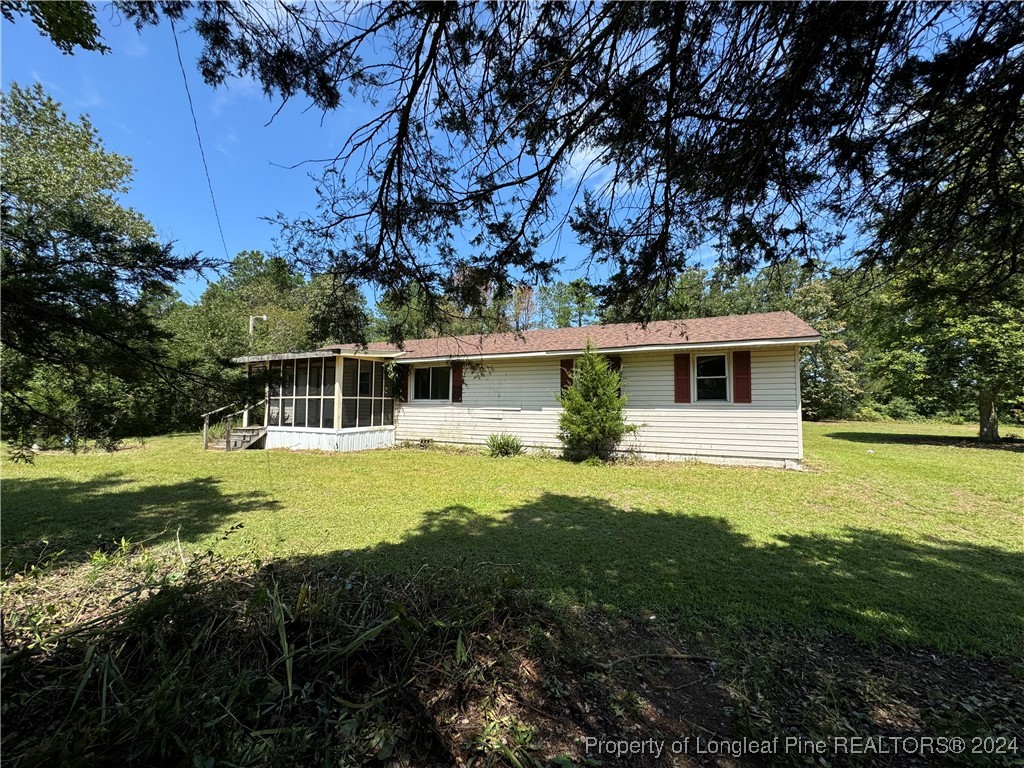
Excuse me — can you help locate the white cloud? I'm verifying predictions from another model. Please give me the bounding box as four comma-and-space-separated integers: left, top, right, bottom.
210, 75, 264, 117
31, 70, 64, 95
74, 75, 102, 108
564, 144, 616, 196
214, 130, 239, 155
123, 36, 149, 58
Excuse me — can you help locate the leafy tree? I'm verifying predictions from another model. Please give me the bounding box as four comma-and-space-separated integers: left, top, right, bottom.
537, 279, 598, 328
787, 279, 862, 421
854, 268, 1024, 441
159, 251, 368, 427
1, 83, 205, 455
100, 1, 1024, 327
557, 343, 635, 461
371, 282, 537, 342
2, 1, 107, 54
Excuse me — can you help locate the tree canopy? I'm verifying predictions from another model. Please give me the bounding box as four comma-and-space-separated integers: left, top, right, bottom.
104, 1, 1024, 325
0, 83, 206, 454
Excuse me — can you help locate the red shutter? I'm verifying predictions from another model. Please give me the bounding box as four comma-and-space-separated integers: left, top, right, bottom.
674, 353, 691, 403
560, 358, 574, 391
451, 363, 464, 403
733, 350, 752, 403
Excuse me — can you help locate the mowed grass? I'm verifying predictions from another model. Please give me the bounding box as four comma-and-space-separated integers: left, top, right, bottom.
4, 422, 1022, 655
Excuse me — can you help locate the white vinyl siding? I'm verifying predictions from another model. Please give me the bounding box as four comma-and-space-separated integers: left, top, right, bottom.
395, 347, 804, 463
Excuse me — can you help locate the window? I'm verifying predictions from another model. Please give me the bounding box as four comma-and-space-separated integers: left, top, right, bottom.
267, 357, 336, 428
341, 358, 394, 427
413, 366, 451, 401
695, 354, 728, 401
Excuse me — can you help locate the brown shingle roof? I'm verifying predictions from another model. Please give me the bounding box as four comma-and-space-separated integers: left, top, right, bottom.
326, 311, 818, 361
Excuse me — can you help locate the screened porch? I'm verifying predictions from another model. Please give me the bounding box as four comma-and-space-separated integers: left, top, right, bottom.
241, 351, 401, 452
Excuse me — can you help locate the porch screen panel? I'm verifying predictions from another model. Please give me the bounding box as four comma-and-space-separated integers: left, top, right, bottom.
267, 357, 338, 429
342, 359, 358, 397
309, 360, 323, 396
338, 359, 395, 430
323, 359, 336, 428
358, 361, 372, 397
268, 360, 282, 426
283, 361, 295, 396
342, 399, 357, 428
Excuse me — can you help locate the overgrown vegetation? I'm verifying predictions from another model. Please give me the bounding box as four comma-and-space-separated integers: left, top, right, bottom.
557, 343, 635, 461
2, 547, 566, 766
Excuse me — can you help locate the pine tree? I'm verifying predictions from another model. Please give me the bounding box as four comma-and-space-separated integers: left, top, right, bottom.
557, 342, 635, 461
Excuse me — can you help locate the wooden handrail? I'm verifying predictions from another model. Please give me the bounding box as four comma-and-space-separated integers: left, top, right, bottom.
227, 399, 265, 419
202, 400, 267, 450
201, 403, 237, 419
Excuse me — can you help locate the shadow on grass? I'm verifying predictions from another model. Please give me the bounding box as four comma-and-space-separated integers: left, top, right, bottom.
1, 472, 281, 568
5, 491, 1023, 766
824, 430, 1024, 451
339, 493, 1024, 655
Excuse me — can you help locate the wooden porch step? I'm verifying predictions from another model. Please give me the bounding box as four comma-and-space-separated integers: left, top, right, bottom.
206, 428, 267, 452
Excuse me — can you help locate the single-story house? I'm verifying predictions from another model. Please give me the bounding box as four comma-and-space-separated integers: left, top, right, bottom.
232, 310, 820, 468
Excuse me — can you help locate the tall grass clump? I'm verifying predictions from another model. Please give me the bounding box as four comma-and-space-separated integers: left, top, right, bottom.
485, 433, 525, 457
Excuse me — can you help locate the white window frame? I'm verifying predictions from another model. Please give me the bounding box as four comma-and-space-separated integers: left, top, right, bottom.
412, 365, 452, 402
693, 352, 731, 403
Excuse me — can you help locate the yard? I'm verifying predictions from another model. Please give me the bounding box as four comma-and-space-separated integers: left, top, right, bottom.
5, 421, 1022, 653
3, 421, 1023, 766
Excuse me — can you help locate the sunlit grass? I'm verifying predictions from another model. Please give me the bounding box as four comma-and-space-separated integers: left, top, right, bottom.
4, 421, 1022, 654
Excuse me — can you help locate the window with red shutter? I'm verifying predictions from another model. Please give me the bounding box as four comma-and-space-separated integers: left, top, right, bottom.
732, 350, 752, 403
451, 363, 464, 403
674, 354, 691, 403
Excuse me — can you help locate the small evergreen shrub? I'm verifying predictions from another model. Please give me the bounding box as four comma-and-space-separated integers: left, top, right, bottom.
486, 433, 525, 457
557, 342, 636, 461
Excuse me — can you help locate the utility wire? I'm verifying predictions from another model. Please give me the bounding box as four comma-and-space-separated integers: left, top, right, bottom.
170, 17, 231, 263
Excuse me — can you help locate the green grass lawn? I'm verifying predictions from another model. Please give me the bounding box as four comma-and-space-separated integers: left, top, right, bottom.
4, 421, 1022, 655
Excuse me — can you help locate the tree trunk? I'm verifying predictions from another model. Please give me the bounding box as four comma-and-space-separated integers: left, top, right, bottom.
978, 388, 1000, 443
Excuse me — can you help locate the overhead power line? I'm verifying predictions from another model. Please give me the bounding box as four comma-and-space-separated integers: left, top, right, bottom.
169, 17, 231, 264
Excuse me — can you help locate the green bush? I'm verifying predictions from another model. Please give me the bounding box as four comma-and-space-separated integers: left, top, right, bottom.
883, 396, 920, 421
851, 403, 891, 422
557, 342, 636, 461
486, 433, 525, 457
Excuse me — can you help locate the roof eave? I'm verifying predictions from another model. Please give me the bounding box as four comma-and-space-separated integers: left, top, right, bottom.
397, 335, 821, 364
231, 349, 404, 364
